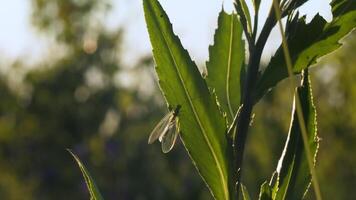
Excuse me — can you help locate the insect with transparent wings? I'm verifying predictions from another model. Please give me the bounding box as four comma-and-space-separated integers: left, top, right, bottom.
148, 106, 181, 153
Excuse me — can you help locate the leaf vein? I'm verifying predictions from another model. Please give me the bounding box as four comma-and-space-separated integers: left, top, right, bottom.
226, 14, 235, 118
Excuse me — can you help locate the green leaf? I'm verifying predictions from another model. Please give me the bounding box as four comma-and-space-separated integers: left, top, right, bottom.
241, 184, 251, 200
143, 0, 233, 199
240, 0, 252, 34
206, 9, 245, 123
258, 182, 273, 200
255, 0, 356, 101
68, 149, 103, 200
236, 0, 253, 35
274, 71, 319, 200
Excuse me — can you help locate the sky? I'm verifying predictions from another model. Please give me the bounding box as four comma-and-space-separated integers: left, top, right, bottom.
0, 0, 332, 67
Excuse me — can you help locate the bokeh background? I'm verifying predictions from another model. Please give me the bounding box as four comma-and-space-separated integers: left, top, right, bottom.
0, 0, 355, 199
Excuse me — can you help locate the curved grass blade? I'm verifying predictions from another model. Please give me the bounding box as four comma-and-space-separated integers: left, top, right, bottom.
68, 149, 104, 200
143, 0, 233, 199
255, 0, 356, 102
206, 9, 244, 123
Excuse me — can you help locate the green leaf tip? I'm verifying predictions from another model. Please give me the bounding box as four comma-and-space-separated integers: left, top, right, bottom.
258, 182, 273, 200
235, 0, 252, 35
67, 149, 104, 200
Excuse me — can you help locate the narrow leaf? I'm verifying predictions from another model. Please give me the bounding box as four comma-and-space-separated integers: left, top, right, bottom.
143, 0, 233, 199
241, 184, 252, 200
68, 149, 103, 200
258, 182, 273, 200
255, 0, 356, 101
240, 0, 252, 34
235, 0, 253, 35
274, 71, 319, 200
206, 9, 245, 123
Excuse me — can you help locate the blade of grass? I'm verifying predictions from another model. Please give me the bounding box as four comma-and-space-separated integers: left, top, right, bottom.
67, 149, 104, 200
271, 1, 322, 200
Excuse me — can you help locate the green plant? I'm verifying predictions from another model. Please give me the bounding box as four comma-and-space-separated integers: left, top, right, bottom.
71, 0, 356, 199
142, 0, 356, 199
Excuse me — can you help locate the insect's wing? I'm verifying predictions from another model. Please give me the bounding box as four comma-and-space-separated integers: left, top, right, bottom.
161, 121, 179, 153
148, 113, 172, 144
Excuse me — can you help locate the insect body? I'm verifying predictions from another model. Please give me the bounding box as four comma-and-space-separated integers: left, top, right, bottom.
148, 106, 180, 153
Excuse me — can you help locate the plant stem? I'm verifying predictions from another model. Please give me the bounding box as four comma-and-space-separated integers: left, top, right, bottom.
233, 6, 276, 199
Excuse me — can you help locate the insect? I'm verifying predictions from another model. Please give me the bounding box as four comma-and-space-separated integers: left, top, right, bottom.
148, 106, 181, 153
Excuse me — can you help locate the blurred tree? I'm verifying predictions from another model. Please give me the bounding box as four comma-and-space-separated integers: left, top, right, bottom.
31, 0, 111, 45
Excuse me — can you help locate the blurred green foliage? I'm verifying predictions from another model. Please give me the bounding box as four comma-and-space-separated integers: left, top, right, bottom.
0, 0, 355, 199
